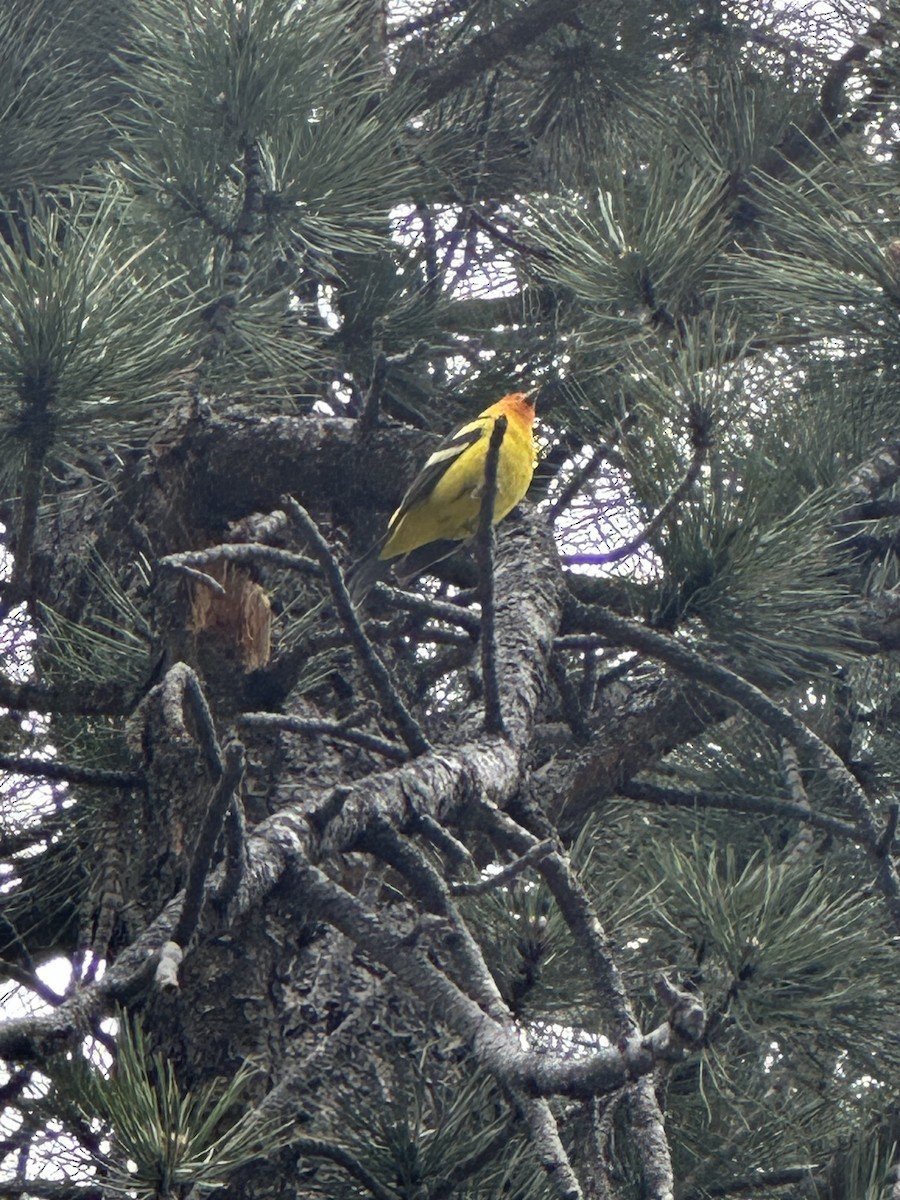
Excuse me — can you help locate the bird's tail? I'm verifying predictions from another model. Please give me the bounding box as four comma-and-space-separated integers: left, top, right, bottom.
345, 538, 390, 606
390, 540, 463, 587
346, 538, 464, 605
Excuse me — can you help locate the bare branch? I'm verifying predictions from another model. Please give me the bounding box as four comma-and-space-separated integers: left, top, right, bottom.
620, 779, 858, 842
0, 754, 142, 789
162, 662, 224, 781
476, 414, 507, 735
567, 414, 709, 567
241, 711, 408, 763
284, 496, 431, 757
160, 542, 319, 577
172, 740, 246, 949
450, 839, 554, 896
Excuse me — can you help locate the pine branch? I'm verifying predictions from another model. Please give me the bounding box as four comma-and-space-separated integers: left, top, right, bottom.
572, 606, 900, 930
475, 794, 690, 1200
414, 813, 474, 872
291, 854, 694, 1099
521, 1095, 585, 1200
202, 138, 265, 358
0, 958, 65, 1007
0, 675, 132, 716
779, 739, 816, 866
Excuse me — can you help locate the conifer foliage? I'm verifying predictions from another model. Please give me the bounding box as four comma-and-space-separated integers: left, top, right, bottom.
3, 2, 900, 1198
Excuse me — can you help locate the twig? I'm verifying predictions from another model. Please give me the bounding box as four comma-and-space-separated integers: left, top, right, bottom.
779, 739, 815, 866
386, 339, 433, 369
476, 414, 507, 735
546, 447, 609, 522
160, 543, 319, 577
450, 839, 554, 895
548, 653, 590, 741
240, 711, 408, 763
619, 780, 858, 842
172, 740, 245, 949
878, 804, 900, 859
468, 208, 552, 262
369, 582, 482, 634
0, 754, 142, 790
414, 813, 474, 871
571, 428, 708, 566
573, 605, 900, 930
680, 1166, 817, 1200
388, 0, 472, 40
360, 350, 388, 431
413, 0, 577, 108
0, 959, 65, 1007
212, 794, 248, 908
284, 497, 431, 757
161, 563, 227, 595
290, 1137, 397, 1200
162, 662, 224, 781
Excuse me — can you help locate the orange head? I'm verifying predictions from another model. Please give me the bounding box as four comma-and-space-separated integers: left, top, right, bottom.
490, 391, 536, 428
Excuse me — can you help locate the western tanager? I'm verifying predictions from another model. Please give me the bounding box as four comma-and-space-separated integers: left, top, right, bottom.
349, 391, 536, 600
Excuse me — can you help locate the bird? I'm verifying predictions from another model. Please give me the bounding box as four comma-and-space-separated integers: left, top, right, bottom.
347, 391, 537, 602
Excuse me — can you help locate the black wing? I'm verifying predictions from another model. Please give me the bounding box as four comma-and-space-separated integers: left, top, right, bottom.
390, 420, 485, 521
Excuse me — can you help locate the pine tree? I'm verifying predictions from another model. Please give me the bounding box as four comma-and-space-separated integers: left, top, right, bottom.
3, 1, 900, 1197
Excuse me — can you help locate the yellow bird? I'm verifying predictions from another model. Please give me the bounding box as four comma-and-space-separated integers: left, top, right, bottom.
349, 392, 537, 600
